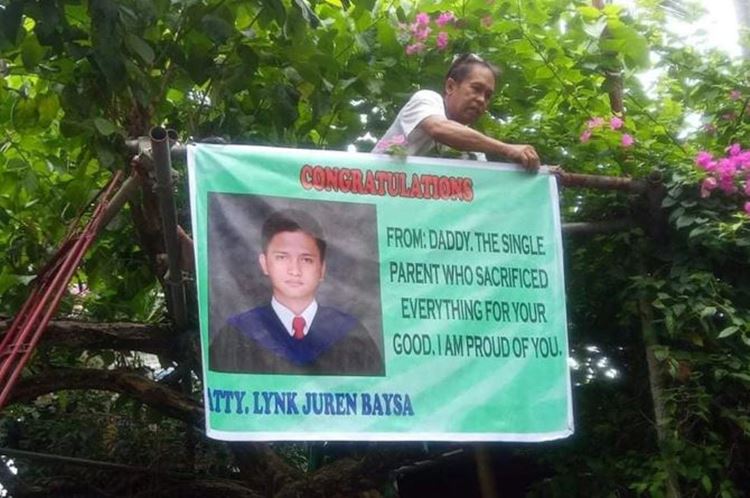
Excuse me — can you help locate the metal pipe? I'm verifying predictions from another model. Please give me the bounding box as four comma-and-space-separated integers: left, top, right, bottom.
0, 173, 123, 408
0, 236, 88, 400
562, 219, 633, 235
0, 284, 44, 354
125, 139, 187, 160
98, 174, 142, 230
123, 139, 651, 194
556, 171, 647, 193
2, 175, 139, 377
150, 127, 187, 331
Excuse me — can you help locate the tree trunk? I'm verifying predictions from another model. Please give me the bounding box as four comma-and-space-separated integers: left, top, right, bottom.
638, 278, 682, 498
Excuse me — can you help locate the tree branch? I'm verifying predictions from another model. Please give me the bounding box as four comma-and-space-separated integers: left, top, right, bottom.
6, 367, 202, 425
0, 319, 178, 358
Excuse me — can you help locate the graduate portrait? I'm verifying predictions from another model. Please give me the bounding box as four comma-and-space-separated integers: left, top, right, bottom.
207, 193, 385, 376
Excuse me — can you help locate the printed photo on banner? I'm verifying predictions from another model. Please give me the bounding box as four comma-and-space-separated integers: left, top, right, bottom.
207, 193, 385, 376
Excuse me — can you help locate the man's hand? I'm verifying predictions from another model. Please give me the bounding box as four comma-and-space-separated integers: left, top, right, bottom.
419, 117, 542, 171
502, 144, 541, 172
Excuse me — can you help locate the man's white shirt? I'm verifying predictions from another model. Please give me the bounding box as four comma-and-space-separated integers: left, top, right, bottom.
373, 89, 487, 161
271, 297, 318, 337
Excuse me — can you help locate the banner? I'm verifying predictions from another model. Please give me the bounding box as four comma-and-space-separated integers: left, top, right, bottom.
187, 144, 572, 441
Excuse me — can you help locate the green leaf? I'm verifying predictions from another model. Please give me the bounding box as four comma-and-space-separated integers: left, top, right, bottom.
0, 0, 24, 47
292, 0, 320, 28
676, 213, 695, 231
201, 14, 235, 43
578, 6, 602, 21
93, 117, 117, 136
125, 34, 155, 64
90, 0, 126, 89
37, 94, 60, 127
717, 326, 738, 339
13, 98, 39, 130
0, 271, 21, 296
729, 372, 750, 383
260, 0, 286, 25
21, 34, 46, 69
700, 306, 716, 318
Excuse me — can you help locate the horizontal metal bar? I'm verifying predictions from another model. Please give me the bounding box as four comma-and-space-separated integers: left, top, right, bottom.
556, 171, 649, 193
124, 138, 658, 194
562, 218, 633, 235
125, 139, 186, 160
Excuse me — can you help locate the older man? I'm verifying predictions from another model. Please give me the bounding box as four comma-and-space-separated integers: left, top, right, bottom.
373, 53, 540, 171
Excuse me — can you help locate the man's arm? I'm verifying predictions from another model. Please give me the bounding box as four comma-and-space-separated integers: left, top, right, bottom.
419, 116, 540, 171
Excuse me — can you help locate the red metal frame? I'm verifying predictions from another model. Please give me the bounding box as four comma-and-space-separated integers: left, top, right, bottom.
0, 171, 123, 409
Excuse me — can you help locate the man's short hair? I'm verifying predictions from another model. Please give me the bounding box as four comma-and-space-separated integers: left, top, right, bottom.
445, 53, 500, 83
261, 209, 327, 260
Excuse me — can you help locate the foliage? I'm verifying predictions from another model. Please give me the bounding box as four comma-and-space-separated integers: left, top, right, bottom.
1, 0, 749, 496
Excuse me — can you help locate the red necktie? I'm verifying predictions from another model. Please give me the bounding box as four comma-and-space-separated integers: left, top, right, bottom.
292, 316, 306, 340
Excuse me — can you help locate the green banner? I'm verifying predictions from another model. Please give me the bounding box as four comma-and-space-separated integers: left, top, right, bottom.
188, 144, 572, 441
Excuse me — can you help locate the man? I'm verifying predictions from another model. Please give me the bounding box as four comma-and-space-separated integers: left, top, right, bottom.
209, 209, 384, 376
373, 53, 541, 170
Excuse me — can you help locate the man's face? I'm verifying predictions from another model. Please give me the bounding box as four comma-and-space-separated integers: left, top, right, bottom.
259, 230, 326, 308
444, 65, 496, 125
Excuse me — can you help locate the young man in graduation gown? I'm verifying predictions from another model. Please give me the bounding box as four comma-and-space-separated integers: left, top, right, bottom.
209, 209, 383, 376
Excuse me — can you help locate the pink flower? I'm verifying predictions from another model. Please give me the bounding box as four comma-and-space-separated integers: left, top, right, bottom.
745, 201, 750, 215
415, 12, 430, 26
718, 174, 737, 194
609, 116, 624, 130
728, 143, 742, 156
621, 133, 634, 148
701, 177, 718, 198
695, 151, 714, 169
744, 181, 750, 196
722, 112, 737, 121
730, 90, 742, 101
580, 129, 592, 143
436, 32, 449, 50
412, 24, 431, 41
390, 134, 406, 146
586, 117, 605, 129
405, 43, 425, 55
481, 15, 492, 27
373, 134, 407, 152
436, 12, 455, 27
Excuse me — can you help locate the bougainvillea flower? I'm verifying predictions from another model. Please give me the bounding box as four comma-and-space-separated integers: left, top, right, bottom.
609, 116, 624, 130
405, 42, 425, 55
580, 129, 592, 143
436, 32, 449, 50
415, 12, 430, 26
621, 133, 634, 148
700, 177, 718, 198
436, 12, 455, 27
412, 24, 431, 41
695, 151, 713, 169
